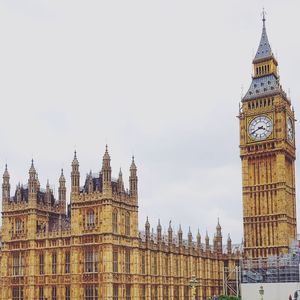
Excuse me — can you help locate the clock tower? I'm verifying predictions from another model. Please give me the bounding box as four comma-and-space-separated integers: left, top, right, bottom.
239, 14, 297, 258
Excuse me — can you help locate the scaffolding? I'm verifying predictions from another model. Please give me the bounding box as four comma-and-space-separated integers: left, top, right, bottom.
223, 265, 241, 297
241, 242, 300, 283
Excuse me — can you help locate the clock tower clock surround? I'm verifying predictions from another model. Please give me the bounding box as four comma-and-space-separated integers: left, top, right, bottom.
239, 15, 297, 258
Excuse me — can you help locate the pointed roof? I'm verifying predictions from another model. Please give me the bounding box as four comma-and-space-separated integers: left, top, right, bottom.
103, 144, 110, 160
72, 150, 79, 166
29, 159, 36, 174
118, 168, 123, 178
205, 230, 209, 241
178, 224, 183, 234
59, 169, 65, 182
254, 11, 273, 62
168, 220, 172, 232
145, 216, 150, 229
242, 13, 288, 102
227, 233, 232, 242
3, 164, 9, 179
130, 155, 137, 171
157, 219, 162, 231
216, 218, 221, 231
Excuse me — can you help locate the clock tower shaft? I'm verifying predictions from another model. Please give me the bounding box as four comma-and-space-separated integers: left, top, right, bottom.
239, 15, 297, 258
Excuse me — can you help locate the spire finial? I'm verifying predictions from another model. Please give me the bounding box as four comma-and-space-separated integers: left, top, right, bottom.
3, 163, 9, 178
103, 144, 110, 160
262, 8, 266, 26
29, 159, 36, 174
179, 224, 182, 231
130, 155, 137, 170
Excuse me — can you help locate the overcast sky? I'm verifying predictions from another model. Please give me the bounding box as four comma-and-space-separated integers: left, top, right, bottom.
1, 0, 300, 244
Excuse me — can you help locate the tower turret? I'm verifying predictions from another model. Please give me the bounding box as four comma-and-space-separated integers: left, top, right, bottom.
196, 229, 201, 248
2, 164, 10, 203
45, 180, 51, 206
145, 217, 150, 241
59, 169, 66, 213
157, 219, 162, 242
28, 160, 38, 204
16, 183, 22, 202
215, 218, 223, 254
87, 171, 93, 194
227, 234, 232, 255
117, 168, 124, 194
129, 156, 138, 199
205, 231, 210, 252
188, 227, 193, 247
102, 145, 112, 195
71, 151, 80, 198
168, 221, 173, 245
178, 225, 183, 246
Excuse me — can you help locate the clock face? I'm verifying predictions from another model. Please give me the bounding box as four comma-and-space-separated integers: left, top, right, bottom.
287, 117, 294, 142
248, 115, 273, 141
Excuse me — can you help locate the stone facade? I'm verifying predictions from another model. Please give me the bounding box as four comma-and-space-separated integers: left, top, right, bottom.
239, 16, 297, 258
0, 148, 239, 300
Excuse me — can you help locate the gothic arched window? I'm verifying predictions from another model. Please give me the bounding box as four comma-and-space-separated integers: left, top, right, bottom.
112, 210, 118, 234
87, 209, 95, 228
125, 212, 130, 236
15, 218, 23, 235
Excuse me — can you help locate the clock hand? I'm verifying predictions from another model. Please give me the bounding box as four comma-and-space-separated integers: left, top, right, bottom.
251, 126, 264, 134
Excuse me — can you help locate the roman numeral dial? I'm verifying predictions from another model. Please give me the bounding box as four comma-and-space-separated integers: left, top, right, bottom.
248, 115, 273, 141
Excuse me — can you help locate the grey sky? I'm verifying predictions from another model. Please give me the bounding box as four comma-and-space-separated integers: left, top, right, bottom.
1, 0, 300, 243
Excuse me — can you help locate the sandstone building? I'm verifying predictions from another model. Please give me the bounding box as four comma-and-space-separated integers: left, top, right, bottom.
0, 148, 239, 300
239, 13, 297, 258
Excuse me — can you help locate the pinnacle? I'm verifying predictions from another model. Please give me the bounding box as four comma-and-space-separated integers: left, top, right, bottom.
103, 144, 110, 160
157, 219, 162, 230
178, 224, 183, 234
168, 220, 172, 231
72, 150, 79, 166
216, 218, 221, 230
145, 216, 150, 227
29, 159, 36, 174
130, 155, 137, 170
119, 168, 123, 177
3, 163, 9, 178
59, 169, 66, 182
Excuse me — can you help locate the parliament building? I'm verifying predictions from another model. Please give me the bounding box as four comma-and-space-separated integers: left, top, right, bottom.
0, 13, 297, 300
0, 149, 239, 300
